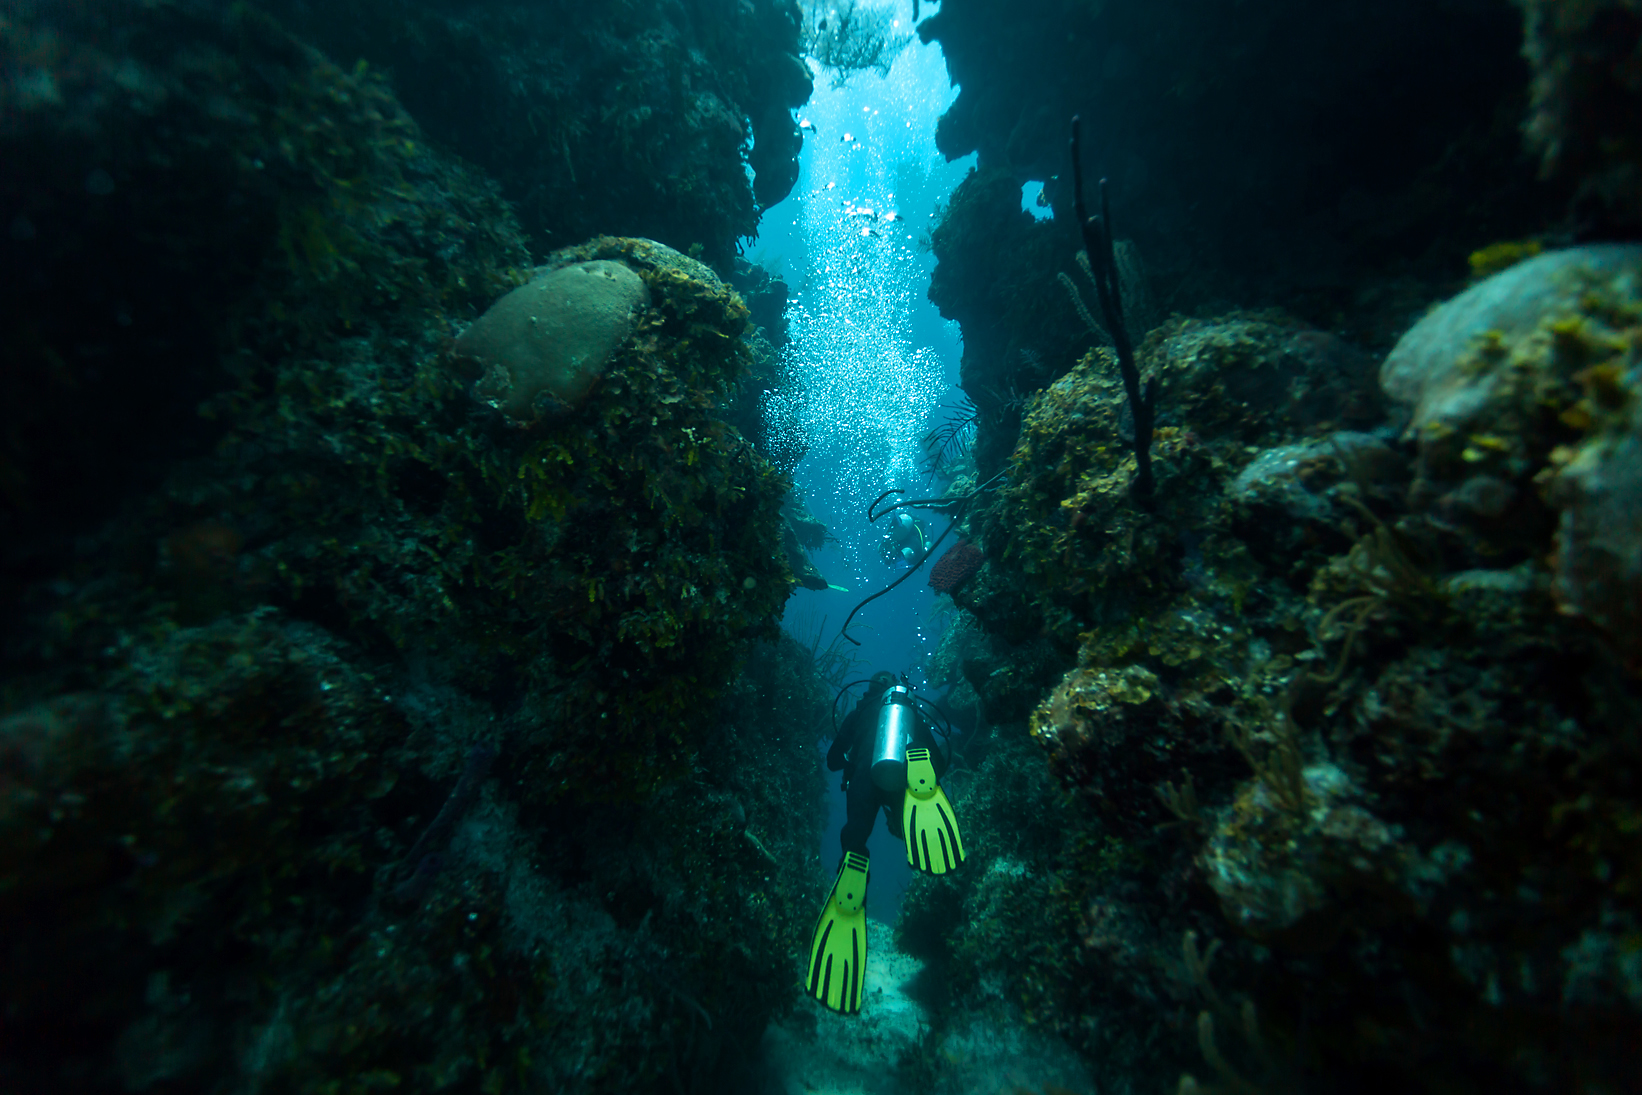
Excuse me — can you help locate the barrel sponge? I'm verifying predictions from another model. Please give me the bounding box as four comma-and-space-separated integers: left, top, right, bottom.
455, 259, 650, 425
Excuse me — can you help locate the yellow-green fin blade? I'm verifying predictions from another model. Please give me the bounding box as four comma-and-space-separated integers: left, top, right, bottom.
903, 746, 965, 875
806, 851, 869, 1013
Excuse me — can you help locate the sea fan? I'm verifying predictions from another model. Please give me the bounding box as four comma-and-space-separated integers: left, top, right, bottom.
921, 397, 979, 477
786, 609, 862, 689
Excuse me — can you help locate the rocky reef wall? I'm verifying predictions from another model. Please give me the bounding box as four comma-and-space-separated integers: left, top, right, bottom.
900, 2, 1642, 1090
918, 0, 1581, 470
259, 0, 814, 270
0, 2, 825, 1090
910, 249, 1642, 1093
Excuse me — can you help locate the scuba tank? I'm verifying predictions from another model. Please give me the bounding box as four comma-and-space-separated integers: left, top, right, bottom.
870, 685, 918, 792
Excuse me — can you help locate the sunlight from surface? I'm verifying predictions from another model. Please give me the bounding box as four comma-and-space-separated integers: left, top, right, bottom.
768, 43, 970, 559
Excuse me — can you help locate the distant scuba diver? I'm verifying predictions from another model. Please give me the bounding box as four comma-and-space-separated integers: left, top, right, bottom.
879, 510, 929, 567
806, 671, 964, 1015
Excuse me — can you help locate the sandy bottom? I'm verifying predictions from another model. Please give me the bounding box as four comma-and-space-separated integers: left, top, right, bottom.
759, 920, 1098, 1095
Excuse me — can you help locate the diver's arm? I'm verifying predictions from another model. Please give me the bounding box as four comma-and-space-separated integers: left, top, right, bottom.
826, 709, 860, 771
826, 736, 848, 772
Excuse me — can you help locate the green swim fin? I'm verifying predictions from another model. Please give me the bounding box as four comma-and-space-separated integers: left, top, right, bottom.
806, 851, 869, 1014
903, 746, 964, 875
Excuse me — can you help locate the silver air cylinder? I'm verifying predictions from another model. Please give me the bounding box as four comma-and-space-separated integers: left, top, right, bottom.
870, 686, 916, 793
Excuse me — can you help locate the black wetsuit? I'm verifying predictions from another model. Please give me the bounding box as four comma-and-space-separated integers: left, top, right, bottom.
827, 686, 948, 859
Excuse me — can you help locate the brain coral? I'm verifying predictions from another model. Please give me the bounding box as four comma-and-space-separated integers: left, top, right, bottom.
456, 259, 650, 425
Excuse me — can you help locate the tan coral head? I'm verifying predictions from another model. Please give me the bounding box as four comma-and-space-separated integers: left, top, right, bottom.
454, 259, 650, 425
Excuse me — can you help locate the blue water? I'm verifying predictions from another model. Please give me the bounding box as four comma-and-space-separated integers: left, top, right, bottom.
1023, 181, 1055, 221
758, 41, 975, 922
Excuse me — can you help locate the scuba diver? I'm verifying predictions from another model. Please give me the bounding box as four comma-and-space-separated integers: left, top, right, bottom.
806, 671, 964, 1014
879, 511, 929, 567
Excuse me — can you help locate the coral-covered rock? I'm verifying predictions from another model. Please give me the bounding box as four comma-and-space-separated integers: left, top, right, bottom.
1200, 762, 1403, 948
0, 614, 404, 1086
981, 312, 1379, 648
1548, 430, 1642, 653
1155, 315, 1386, 445
1230, 431, 1401, 519
1543, 349, 1642, 663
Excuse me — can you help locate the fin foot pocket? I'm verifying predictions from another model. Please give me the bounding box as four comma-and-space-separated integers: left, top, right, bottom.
902, 746, 965, 874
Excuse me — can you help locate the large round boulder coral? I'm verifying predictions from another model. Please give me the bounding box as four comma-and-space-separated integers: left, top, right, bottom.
1380, 245, 1642, 447
1380, 244, 1642, 650
455, 259, 650, 425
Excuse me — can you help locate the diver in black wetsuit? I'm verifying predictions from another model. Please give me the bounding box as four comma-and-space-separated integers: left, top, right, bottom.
879, 512, 929, 567
807, 670, 964, 1014
826, 671, 949, 858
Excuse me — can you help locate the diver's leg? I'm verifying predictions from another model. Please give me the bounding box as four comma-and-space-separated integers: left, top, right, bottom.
815, 773, 875, 1014
882, 786, 905, 841
839, 771, 878, 859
